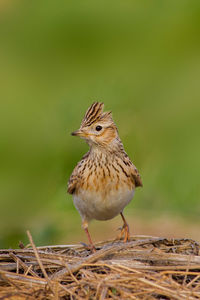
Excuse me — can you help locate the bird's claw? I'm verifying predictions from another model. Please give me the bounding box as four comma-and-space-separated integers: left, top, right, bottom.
80, 242, 96, 253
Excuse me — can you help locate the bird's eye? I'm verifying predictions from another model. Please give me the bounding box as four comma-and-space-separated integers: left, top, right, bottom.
95, 125, 102, 131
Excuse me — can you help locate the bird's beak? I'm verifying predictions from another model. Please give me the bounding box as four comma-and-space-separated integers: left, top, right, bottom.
71, 129, 86, 137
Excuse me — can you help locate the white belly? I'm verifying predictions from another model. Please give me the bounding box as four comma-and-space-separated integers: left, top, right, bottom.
73, 187, 135, 222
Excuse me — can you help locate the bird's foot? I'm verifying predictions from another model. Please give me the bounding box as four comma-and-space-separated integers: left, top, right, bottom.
83, 226, 96, 253
116, 223, 130, 243
80, 242, 96, 253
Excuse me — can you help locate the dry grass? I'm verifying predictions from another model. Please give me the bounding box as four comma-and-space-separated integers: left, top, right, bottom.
0, 231, 200, 299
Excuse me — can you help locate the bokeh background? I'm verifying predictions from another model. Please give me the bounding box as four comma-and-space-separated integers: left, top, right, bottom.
0, 0, 200, 248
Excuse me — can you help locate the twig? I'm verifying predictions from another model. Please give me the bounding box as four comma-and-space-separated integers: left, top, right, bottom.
0, 270, 47, 286
51, 237, 166, 280
9, 252, 39, 277
26, 230, 55, 295
0, 235, 199, 299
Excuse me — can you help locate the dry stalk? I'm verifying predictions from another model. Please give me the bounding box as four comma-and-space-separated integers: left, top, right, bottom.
0, 235, 199, 299
26, 230, 55, 296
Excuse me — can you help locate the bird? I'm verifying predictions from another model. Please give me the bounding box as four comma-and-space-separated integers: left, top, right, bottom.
68, 102, 142, 251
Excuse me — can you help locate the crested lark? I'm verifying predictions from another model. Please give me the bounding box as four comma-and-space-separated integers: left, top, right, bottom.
68, 102, 142, 250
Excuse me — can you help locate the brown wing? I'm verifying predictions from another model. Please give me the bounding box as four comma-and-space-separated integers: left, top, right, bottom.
67, 164, 79, 194
130, 164, 143, 187
121, 153, 143, 188
67, 151, 90, 194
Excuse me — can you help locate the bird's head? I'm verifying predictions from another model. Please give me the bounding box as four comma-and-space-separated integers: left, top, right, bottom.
71, 102, 118, 148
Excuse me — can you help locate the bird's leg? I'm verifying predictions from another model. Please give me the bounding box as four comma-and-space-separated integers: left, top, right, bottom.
82, 221, 96, 252
118, 212, 130, 243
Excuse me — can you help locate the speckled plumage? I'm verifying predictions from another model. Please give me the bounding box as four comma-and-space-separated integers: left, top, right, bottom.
68, 102, 142, 250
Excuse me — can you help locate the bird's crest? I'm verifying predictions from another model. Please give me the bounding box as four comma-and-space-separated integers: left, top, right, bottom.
81, 102, 112, 127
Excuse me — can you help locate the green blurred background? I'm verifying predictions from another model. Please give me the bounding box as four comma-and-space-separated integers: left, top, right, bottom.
0, 0, 200, 248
